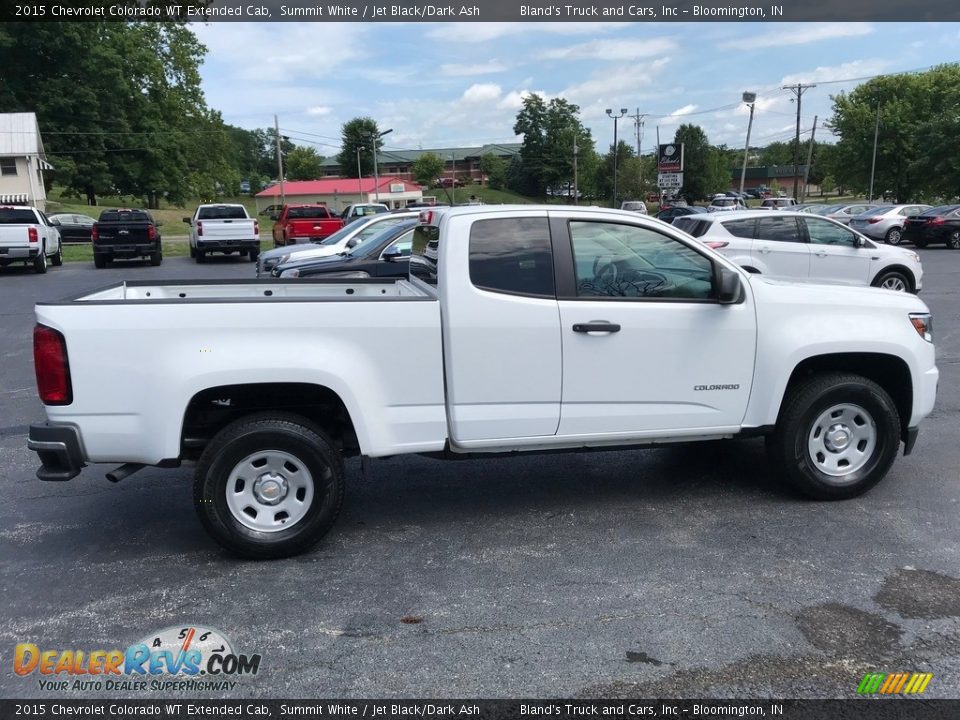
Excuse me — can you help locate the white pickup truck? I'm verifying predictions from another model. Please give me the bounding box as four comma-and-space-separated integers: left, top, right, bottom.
28, 206, 938, 558
184, 203, 260, 263
0, 205, 63, 273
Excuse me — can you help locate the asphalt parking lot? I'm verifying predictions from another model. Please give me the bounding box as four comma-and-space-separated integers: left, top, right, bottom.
1, 251, 958, 700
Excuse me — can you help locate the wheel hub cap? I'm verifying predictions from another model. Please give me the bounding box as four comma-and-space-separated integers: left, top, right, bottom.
807, 403, 877, 481
253, 473, 288, 505
824, 424, 851, 451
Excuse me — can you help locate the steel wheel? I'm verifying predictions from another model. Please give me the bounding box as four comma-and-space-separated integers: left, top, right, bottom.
806, 403, 877, 482
225, 450, 317, 532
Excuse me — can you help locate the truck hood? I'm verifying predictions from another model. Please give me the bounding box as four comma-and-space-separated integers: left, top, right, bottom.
749, 275, 930, 312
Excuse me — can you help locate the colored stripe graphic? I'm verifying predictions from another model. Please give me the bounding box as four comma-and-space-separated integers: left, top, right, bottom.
858, 672, 932, 695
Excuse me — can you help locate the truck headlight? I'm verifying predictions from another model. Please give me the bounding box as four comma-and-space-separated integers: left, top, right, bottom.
909, 312, 933, 342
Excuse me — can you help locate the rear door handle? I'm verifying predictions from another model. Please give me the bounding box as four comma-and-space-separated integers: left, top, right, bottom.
573, 322, 621, 334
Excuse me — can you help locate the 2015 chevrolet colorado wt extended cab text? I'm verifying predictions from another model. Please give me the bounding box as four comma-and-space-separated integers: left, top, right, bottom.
28, 206, 939, 558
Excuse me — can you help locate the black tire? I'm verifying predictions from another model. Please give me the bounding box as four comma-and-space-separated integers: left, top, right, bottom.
189, 244, 197, 259
93, 253, 107, 269
196, 250, 206, 263
193, 412, 345, 559
150, 249, 162, 266
249, 248, 260, 263
913, 238, 928, 249
51, 244, 63, 266
884, 227, 903, 245
34, 246, 47, 274
871, 269, 912, 293
948, 231, 960, 250
768, 372, 900, 500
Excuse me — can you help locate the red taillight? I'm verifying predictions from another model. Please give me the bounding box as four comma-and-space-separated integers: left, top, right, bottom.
419, 210, 433, 225
705, 241, 729, 249
147, 225, 156, 240
34, 325, 72, 406
91, 224, 98, 241
196, 221, 203, 236
254, 220, 259, 235
28, 227, 38, 243
867, 218, 882, 224
927, 217, 945, 225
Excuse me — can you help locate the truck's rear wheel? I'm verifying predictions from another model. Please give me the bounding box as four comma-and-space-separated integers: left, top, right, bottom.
193, 413, 345, 559
34, 246, 47, 274
196, 250, 206, 263
52, 245, 63, 266
769, 372, 900, 500
93, 253, 107, 269
249, 248, 260, 262
150, 249, 162, 266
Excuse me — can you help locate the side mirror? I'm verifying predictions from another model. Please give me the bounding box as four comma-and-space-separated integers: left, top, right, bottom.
182, 217, 191, 224
856, 236, 867, 248
717, 267, 742, 305
382, 246, 403, 262
345, 238, 359, 249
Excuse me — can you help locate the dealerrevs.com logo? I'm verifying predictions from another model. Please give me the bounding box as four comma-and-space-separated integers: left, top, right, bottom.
14, 625, 261, 692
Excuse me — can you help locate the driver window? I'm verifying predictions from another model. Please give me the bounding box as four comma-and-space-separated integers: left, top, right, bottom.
803, 217, 857, 246
569, 221, 714, 300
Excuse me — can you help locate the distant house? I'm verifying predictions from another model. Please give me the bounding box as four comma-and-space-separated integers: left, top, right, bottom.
0, 112, 53, 210
320, 143, 522, 184
254, 177, 423, 213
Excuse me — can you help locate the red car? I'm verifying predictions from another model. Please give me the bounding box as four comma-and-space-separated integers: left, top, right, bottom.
272, 205, 345, 247
436, 177, 465, 188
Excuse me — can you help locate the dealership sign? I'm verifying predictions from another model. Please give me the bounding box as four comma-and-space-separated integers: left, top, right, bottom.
658, 173, 683, 189
658, 144, 684, 173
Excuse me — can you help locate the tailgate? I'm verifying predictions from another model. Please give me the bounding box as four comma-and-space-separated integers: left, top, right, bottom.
96, 223, 151, 245
200, 219, 257, 240
289, 219, 337, 236
0, 225, 35, 250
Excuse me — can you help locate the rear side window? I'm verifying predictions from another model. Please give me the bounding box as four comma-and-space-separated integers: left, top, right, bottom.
722, 218, 756, 238
469, 218, 554, 297
755, 216, 801, 243
0, 208, 37, 223
673, 218, 709, 237
197, 206, 248, 220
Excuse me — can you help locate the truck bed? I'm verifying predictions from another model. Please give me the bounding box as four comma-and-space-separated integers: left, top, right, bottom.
68, 278, 432, 303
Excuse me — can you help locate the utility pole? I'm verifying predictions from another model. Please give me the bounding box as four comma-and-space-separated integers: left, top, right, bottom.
738, 92, 756, 196
781, 83, 815, 200
802, 116, 818, 202
632, 108, 647, 193
572, 129, 579, 206
368, 127, 393, 204
274, 114, 286, 208
606, 108, 627, 208
868, 103, 881, 202
356, 146, 365, 203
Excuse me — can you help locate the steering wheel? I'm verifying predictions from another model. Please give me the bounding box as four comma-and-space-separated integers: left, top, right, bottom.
594, 262, 619, 286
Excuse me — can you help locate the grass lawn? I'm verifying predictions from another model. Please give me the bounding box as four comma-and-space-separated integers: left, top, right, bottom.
62, 239, 274, 263
423, 185, 535, 205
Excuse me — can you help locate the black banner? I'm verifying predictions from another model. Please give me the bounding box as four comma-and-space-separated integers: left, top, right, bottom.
2, 0, 960, 22
1, 700, 958, 720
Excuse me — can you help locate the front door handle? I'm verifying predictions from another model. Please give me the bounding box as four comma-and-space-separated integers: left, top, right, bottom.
815, 250, 828, 257
573, 322, 621, 334
758, 246, 771, 254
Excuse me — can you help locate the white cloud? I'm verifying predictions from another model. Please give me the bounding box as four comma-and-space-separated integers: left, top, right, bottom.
668, 104, 698, 117
719, 23, 873, 50
562, 58, 670, 107
780, 59, 891, 86
462, 83, 503, 103
305, 106, 332, 116
440, 61, 508, 77
426, 22, 630, 43
541, 38, 676, 61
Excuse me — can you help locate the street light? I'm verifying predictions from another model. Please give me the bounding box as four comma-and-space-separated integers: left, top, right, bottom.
368, 128, 393, 204
356, 145, 365, 203
606, 108, 627, 207
738, 92, 756, 196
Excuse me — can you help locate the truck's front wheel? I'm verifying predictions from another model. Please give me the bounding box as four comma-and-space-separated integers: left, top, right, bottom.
193, 413, 345, 559
769, 373, 900, 500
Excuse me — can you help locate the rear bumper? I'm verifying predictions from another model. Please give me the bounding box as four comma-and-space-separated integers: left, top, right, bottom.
196, 239, 259, 251
28, 422, 86, 481
0, 246, 38, 260
94, 243, 158, 258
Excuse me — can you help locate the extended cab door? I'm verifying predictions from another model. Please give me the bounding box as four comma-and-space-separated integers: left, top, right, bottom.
434, 211, 562, 442
552, 212, 756, 437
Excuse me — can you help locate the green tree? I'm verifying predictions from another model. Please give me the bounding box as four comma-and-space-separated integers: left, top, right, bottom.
512, 93, 548, 196
672, 124, 728, 201
596, 140, 634, 206
480, 153, 507, 190
828, 64, 960, 201
337, 117, 381, 179
284, 146, 324, 181
412, 153, 445, 187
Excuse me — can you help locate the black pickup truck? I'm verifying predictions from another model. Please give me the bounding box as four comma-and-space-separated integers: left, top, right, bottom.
92, 209, 162, 268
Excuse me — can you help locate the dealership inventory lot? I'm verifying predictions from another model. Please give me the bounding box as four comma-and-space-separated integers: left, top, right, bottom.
1, 255, 958, 698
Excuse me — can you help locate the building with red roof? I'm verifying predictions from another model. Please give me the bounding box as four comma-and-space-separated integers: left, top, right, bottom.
254, 177, 423, 213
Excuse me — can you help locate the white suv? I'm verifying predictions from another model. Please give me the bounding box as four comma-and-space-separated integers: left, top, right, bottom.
672, 210, 923, 293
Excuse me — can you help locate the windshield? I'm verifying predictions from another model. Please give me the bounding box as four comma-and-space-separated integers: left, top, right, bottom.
347, 223, 417, 257
809, 205, 843, 215
919, 205, 960, 216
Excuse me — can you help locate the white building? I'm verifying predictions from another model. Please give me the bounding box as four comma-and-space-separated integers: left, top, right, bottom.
0, 112, 53, 210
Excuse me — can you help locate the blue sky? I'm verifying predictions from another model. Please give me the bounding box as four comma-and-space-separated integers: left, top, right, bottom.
191, 22, 960, 157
